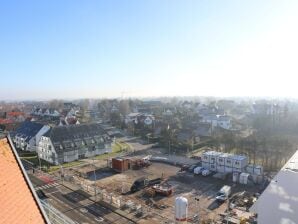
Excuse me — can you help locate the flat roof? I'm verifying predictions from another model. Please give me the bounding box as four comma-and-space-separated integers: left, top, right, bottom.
231, 155, 247, 160
203, 151, 223, 156
250, 150, 298, 224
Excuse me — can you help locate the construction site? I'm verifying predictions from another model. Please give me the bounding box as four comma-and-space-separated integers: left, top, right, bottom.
57, 152, 260, 224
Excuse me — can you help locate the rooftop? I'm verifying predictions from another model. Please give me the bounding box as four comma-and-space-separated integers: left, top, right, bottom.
250, 150, 298, 224
0, 137, 48, 224
12, 121, 44, 142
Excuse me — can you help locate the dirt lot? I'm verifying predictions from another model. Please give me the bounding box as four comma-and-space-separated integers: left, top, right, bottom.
70, 161, 260, 223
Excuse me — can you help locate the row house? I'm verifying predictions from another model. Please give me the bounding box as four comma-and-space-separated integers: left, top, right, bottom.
37, 123, 112, 165
31, 108, 60, 117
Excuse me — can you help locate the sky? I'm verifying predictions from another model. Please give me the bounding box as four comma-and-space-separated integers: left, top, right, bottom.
0, 0, 298, 100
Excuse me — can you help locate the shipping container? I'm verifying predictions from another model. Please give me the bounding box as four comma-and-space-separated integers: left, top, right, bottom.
232, 155, 248, 169
202, 162, 210, 170
210, 151, 222, 164
209, 163, 217, 172
239, 173, 250, 185
246, 164, 263, 175
216, 165, 225, 173
232, 167, 243, 173
217, 153, 229, 166
225, 156, 233, 167
232, 172, 239, 183
112, 158, 130, 172
225, 166, 233, 173
202, 151, 222, 164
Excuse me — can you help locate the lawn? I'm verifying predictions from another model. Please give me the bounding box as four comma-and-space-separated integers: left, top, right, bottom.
48, 160, 84, 173
93, 141, 131, 160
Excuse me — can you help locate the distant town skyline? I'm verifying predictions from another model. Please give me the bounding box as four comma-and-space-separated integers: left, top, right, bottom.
1, 0, 298, 100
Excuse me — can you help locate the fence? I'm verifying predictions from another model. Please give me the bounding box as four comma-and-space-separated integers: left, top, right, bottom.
41, 200, 76, 224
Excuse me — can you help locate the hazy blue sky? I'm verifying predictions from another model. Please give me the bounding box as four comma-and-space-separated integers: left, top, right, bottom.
1, 1, 298, 100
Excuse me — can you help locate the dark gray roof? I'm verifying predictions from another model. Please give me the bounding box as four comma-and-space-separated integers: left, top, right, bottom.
250, 150, 298, 224
13, 121, 44, 143
43, 123, 110, 152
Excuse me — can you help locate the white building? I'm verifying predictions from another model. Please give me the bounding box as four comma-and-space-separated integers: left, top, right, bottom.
202, 151, 248, 173
201, 115, 232, 130
12, 121, 50, 152
37, 123, 112, 165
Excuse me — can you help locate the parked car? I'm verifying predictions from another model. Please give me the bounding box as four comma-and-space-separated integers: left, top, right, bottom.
194, 166, 204, 175
201, 169, 211, 176
180, 164, 190, 172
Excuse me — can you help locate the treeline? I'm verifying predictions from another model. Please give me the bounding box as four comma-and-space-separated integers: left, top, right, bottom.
214, 133, 295, 172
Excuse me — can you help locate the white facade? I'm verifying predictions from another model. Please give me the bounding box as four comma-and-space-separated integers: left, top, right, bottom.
225, 166, 233, 173
38, 136, 112, 165
202, 150, 248, 174
202, 162, 210, 170
209, 163, 217, 172
232, 155, 248, 169
202, 151, 222, 163
13, 125, 50, 152
201, 115, 232, 130
37, 136, 57, 164
246, 164, 263, 175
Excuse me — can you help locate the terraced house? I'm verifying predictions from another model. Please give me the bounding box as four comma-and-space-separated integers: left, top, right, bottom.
37, 123, 112, 165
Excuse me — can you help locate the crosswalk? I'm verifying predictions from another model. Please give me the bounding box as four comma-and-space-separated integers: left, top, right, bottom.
35, 182, 59, 191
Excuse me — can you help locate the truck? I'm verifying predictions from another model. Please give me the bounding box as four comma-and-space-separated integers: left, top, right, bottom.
215, 185, 231, 202
130, 177, 162, 193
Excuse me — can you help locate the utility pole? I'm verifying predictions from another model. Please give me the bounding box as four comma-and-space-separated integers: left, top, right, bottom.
60, 165, 64, 184
195, 197, 200, 223
37, 152, 42, 171
93, 158, 97, 200
167, 124, 171, 155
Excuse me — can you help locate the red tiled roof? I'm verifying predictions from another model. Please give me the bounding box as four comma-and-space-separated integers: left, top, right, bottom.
0, 118, 14, 124
0, 137, 48, 224
7, 111, 25, 117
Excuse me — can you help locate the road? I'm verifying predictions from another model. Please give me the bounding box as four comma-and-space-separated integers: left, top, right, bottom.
29, 174, 136, 224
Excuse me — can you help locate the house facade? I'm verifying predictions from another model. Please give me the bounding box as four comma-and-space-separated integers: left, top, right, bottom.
12, 121, 50, 151
201, 114, 232, 130
37, 123, 112, 165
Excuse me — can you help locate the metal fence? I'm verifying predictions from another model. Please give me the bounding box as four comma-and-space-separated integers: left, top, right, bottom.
41, 200, 76, 224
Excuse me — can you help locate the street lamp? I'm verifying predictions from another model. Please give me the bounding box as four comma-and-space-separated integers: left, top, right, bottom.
195, 197, 200, 223
167, 124, 171, 155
